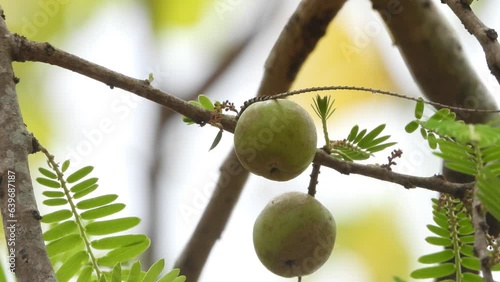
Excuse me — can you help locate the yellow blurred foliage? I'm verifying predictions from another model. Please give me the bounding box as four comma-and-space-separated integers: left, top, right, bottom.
334, 207, 410, 281
291, 17, 399, 120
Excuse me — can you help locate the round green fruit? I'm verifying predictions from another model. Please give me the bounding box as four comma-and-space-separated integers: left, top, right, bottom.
234, 99, 317, 181
253, 192, 336, 278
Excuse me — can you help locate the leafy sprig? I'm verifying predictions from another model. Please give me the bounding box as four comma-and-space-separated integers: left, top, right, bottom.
330, 124, 396, 161
410, 197, 486, 280
405, 101, 500, 221
36, 148, 186, 282
182, 94, 237, 150
310, 95, 396, 160
311, 94, 336, 151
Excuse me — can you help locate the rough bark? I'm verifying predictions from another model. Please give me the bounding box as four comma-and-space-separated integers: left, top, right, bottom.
0, 6, 56, 282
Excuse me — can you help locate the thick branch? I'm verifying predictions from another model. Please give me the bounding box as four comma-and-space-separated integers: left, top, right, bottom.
443, 0, 500, 84
11, 27, 475, 198
175, 0, 347, 280
12, 35, 237, 133
371, 0, 497, 123
0, 7, 56, 282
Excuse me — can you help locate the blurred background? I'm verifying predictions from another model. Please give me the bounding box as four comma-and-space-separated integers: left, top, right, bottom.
2, 0, 500, 281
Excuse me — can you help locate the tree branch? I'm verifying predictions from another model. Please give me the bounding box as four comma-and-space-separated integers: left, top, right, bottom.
314, 150, 472, 197
11, 26, 476, 198
443, 0, 500, 85
0, 7, 56, 282
471, 194, 494, 282
174, 0, 347, 280
370, 0, 497, 124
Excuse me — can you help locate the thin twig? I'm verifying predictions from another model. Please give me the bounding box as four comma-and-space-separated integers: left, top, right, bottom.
240, 86, 500, 116
443, 0, 500, 84
313, 150, 472, 197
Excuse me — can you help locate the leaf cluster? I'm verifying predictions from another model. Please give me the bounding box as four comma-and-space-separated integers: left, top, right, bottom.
410, 197, 499, 281
330, 124, 396, 161
36, 160, 186, 282
406, 101, 500, 221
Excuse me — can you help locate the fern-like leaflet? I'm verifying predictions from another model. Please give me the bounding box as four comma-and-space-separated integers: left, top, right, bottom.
411, 196, 483, 281
405, 100, 500, 280
406, 103, 500, 220
36, 154, 186, 282
329, 124, 396, 161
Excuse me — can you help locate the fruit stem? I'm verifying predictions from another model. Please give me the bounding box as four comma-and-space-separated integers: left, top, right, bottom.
307, 164, 321, 197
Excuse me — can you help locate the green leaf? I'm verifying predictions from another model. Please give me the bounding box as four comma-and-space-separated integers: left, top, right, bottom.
366, 142, 397, 153
76, 266, 93, 282
460, 257, 481, 271
141, 259, 165, 282
460, 245, 475, 257
405, 120, 419, 133
420, 128, 428, 139
92, 234, 149, 250
353, 129, 367, 143
46, 234, 82, 257
97, 238, 150, 266
77, 194, 118, 210
43, 220, 77, 241
425, 236, 452, 246
61, 160, 71, 172
42, 191, 65, 198
481, 145, 500, 162
358, 124, 386, 148
80, 203, 126, 220
459, 235, 475, 244
56, 251, 89, 282
427, 133, 437, 149
418, 250, 454, 264
171, 276, 186, 282
127, 261, 142, 282
426, 224, 450, 238
347, 125, 359, 141
198, 95, 214, 111
415, 98, 424, 119
73, 184, 99, 199
364, 135, 390, 149
457, 224, 474, 235
433, 213, 449, 229
36, 177, 61, 188
66, 166, 94, 183
85, 217, 141, 235
41, 209, 73, 223
158, 269, 181, 282
43, 198, 68, 206
39, 167, 57, 179
410, 263, 455, 279
392, 277, 406, 282
461, 273, 483, 282
444, 162, 477, 176
209, 130, 223, 151
70, 178, 99, 193
111, 263, 122, 282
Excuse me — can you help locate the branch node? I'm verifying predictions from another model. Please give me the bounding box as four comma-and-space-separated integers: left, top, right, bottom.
486, 29, 498, 41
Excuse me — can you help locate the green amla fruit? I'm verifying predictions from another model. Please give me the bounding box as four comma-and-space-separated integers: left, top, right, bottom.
234, 99, 317, 181
253, 192, 336, 278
